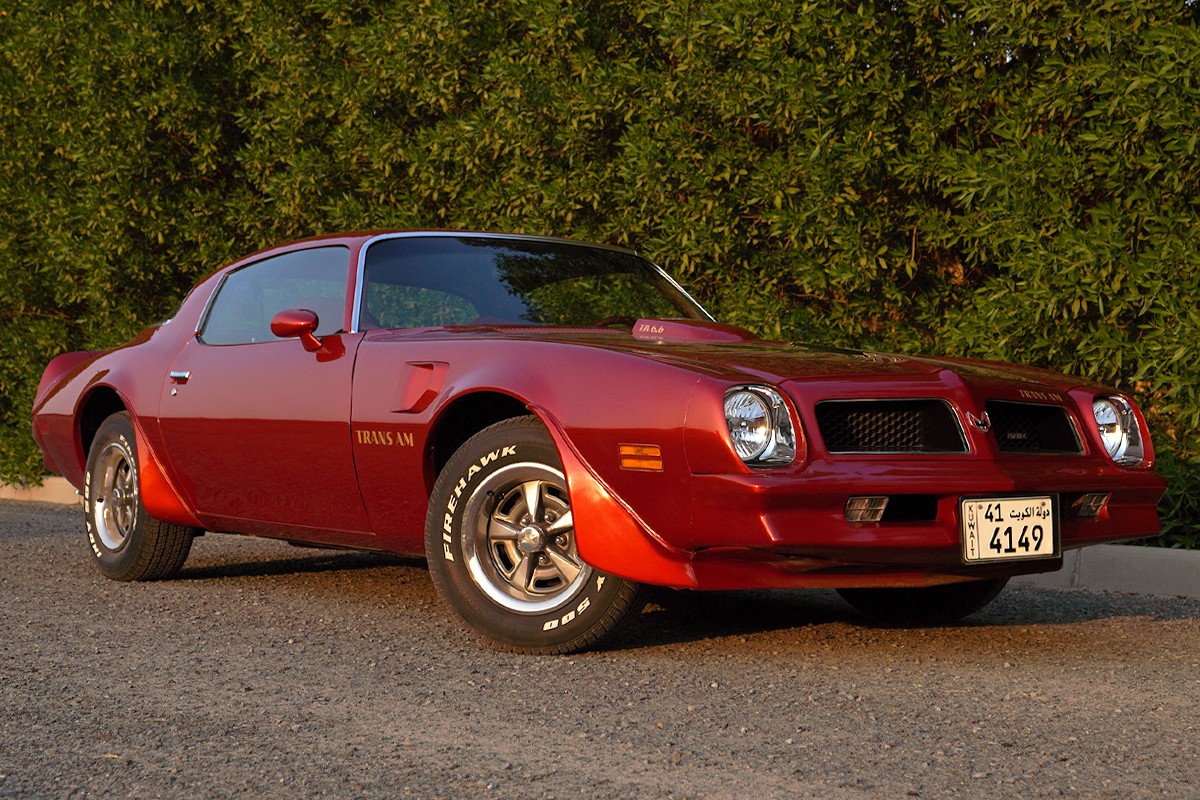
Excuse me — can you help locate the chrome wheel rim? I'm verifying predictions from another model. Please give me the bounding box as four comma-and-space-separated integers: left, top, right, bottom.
92, 441, 138, 551
461, 462, 591, 614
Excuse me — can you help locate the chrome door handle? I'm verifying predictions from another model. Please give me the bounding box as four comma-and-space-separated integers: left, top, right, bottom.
169, 370, 191, 384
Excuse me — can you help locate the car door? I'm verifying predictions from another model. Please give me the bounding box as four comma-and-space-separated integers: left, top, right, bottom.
155, 244, 372, 541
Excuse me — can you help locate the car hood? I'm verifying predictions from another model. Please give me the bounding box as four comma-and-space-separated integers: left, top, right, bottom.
620, 341, 1097, 401
368, 319, 1101, 399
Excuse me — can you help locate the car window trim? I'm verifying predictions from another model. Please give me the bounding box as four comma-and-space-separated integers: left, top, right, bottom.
195, 245, 352, 346
350, 231, 713, 333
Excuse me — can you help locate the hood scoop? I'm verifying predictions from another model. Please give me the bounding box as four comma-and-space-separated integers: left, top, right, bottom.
631, 319, 759, 344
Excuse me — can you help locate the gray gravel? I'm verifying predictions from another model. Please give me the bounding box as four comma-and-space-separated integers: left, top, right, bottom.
2, 500, 1198, 799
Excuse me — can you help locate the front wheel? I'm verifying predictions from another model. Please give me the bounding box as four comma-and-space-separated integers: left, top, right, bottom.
84, 412, 197, 581
837, 578, 1009, 626
425, 417, 642, 654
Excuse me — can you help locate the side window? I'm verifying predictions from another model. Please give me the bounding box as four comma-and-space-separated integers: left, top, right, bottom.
200, 247, 350, 345
359, 236, 522, 329
363, 283, 476, 329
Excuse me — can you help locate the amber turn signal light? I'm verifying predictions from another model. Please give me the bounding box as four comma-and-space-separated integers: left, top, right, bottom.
619, 444, 663, 472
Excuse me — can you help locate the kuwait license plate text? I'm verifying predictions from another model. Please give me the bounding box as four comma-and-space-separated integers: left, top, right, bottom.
960, 496, 1057, 563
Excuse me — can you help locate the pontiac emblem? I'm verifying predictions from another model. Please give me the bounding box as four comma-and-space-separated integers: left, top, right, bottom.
967, 411, 991, 433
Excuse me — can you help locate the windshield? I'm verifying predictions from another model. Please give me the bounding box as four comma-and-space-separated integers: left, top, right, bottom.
357, 235, 710, 330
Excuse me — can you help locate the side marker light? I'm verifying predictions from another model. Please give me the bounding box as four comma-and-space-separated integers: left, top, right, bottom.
619, 444, 663, 472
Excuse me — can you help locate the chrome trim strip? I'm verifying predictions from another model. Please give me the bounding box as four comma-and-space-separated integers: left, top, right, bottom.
194, 273, 230, 341
647, 261, 715, 323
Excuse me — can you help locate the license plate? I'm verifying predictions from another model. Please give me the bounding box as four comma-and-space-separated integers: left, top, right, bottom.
960, 496, 1058, 563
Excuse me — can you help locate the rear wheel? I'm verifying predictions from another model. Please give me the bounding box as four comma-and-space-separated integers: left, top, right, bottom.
837, 578, 1008, 626
84, 412, 197, 581
425, 417, 642, 654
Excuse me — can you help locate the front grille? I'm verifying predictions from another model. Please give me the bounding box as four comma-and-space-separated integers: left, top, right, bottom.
986, 400, 1081, 454
815, 400, 967, 453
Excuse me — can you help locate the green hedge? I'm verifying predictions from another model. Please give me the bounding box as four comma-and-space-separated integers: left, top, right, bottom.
3, 0, 1197, 546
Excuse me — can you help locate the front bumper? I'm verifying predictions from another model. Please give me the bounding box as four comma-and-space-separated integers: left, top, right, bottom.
655, 457, 1165, 588
551, 414, 1166, 590
681, 457, 1164, 559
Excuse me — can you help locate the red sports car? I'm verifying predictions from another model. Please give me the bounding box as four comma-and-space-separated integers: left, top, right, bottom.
31, 231, 1167, 653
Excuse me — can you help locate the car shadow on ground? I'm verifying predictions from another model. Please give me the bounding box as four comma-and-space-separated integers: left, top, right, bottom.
605, 583, 1200, 652
172, 539, 1200, 651
177, 546, 422, 581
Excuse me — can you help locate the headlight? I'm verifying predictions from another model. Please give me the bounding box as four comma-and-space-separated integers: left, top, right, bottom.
724, 386, 797, 466
1091, 396, 1144, 465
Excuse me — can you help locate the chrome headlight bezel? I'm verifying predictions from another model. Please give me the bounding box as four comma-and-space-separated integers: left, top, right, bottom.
723, 385, 798, 467
1091, 395, 1145, 466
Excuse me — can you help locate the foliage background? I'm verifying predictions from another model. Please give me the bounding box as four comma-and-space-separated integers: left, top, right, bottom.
2, 0, 1197, 546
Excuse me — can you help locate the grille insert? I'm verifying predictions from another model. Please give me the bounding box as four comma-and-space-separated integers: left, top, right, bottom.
816, 400, 967, 453
986, 400, 1081, 454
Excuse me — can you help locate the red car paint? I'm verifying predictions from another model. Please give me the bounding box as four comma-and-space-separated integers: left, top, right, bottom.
32, 231, 1166, 593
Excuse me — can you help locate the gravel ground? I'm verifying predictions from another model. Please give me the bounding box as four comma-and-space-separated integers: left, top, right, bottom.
2, 500, 1198, 799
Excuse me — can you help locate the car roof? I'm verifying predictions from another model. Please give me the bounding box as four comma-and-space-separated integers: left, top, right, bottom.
282, 229, 639, 255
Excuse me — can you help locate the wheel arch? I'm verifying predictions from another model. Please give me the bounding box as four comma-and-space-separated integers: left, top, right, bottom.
424, 390, 531, 494
78, 386, 128, 473
421, 388, 696, 588
77, 386, 202, 529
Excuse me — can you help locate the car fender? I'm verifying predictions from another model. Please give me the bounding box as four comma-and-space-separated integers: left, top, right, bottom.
68, 376, 203, 530
31, 351, 104, 482
129, 414, 204, 529
36, 331, 203, 529
529, 405, 698, 589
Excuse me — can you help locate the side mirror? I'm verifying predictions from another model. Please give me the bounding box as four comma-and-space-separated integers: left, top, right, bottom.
270, 308, 322, 352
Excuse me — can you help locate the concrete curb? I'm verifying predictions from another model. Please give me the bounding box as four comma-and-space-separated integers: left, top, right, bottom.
4, 478, 1197, 599
0, 476, 80, 505
1012, 544, 1200, 600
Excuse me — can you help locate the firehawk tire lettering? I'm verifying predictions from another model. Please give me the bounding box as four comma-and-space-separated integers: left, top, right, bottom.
83, 412, 198, 582
425, 417, 642, 654
441, 446, 519, 562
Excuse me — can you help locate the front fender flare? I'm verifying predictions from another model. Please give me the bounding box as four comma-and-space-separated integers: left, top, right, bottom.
529, 406, 697, 589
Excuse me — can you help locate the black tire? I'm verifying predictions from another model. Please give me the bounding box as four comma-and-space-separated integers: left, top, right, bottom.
84, 412, 196, 581
837, 578, 1009, 627
425, 417, 642, 654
